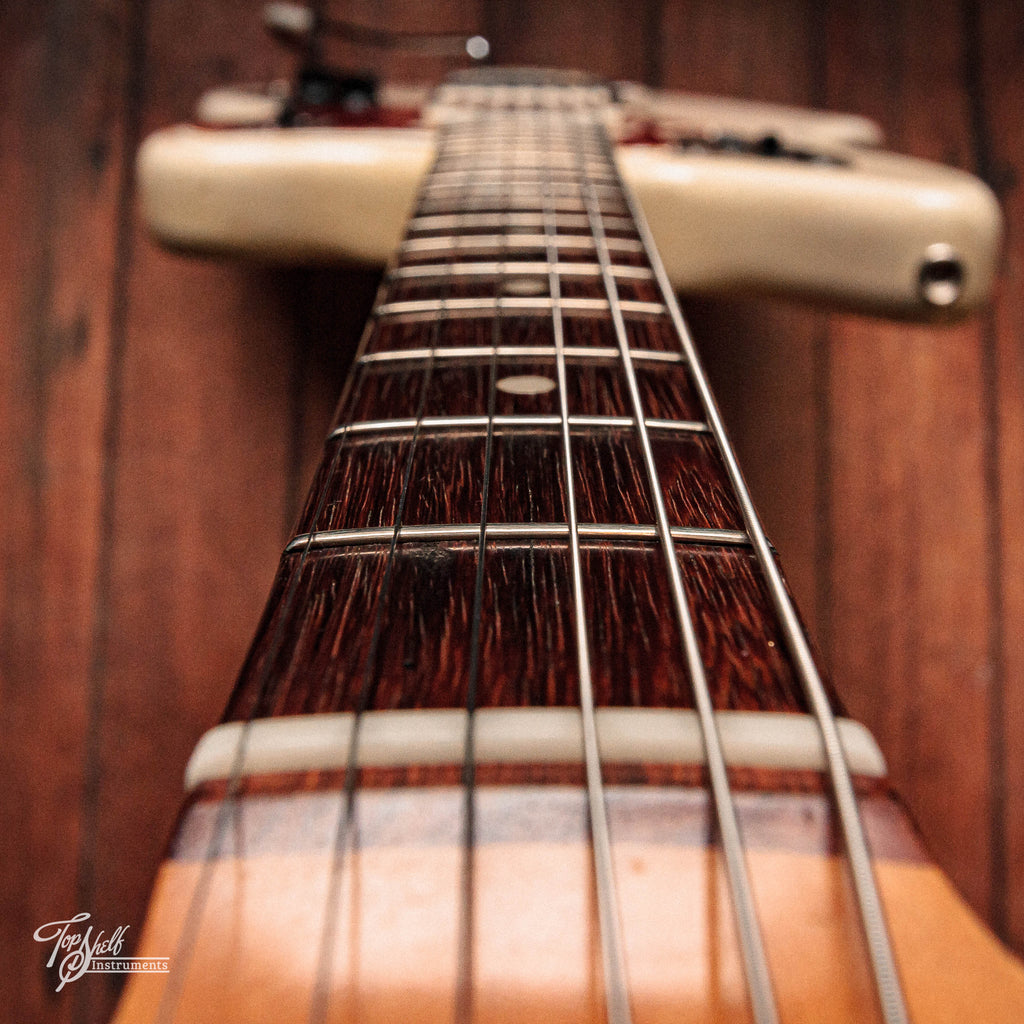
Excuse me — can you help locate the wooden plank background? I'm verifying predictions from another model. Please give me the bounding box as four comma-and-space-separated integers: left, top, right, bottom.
1, 1, 1021, 1021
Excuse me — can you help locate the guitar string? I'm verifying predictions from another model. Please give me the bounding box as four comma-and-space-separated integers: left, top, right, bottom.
540, 89, 634, 1024
151, 284, 388, 1024
454, 86, 507, 1024
157, 128, 450, 1021
305, 109, 476, 1024
571, 94, 781, 1024
603, 117, 912, 1024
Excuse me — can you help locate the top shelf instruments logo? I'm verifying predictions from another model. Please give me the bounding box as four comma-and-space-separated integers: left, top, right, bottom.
33, 912, 169, 992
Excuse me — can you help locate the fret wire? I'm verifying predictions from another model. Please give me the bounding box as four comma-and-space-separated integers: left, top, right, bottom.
428, 172, 618, 188
616, 122, 913, 1024
407, 212, 636, 232
358, 346, 684, 365
542, 102, 634, 1024
284, 522, 750, 553
374, 297, 665, 319
424, 180, 621, 197
331, 415, 710, 438
431, 165, 614, 180
401, 233, 645, 253
389, 261, 654, 280
573, 102, 781, 1024
416, 199, 628, 216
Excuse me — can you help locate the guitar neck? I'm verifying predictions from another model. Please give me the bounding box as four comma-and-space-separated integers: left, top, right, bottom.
112, 70, 1024, 1024
225, 73, 827, 727
211, 75, 908, 1018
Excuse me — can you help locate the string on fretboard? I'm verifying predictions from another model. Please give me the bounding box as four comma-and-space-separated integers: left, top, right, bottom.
162, 72, 910, 1024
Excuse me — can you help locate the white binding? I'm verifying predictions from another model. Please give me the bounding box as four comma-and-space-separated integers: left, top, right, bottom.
183, 707, 887, 790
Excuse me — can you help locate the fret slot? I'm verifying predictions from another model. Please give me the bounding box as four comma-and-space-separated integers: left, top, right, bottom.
345, 360, 562, 420
399, 244, 650, 268
365, 311, 674, 357
432, 161, 615, 182
388, 262, 653, 281
386, 275, 552, 303
651, 431, 744, 531
424, 177, 620, 196
301, 425, 734, 539
224, 545, 393, 720
383, 262, 656, 306
583, 543, 814, 712
415, 196, 628, 217
227, 542, 581, 718
488, 429, 568, 524
295, 435, 411, 535
559, 274, 661, 304
364, 313, 547, 357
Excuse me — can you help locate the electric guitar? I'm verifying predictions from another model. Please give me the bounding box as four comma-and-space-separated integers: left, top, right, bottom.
112, 39, 1021, 1024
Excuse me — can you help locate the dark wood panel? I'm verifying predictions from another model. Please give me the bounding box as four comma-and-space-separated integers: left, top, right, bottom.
483, 0, 653, 84
65, 4, 297, 1020
822, 0, 994, 921
656, 0, 827, 644
0, 2, 134, 1022
976, 0, 1024, 951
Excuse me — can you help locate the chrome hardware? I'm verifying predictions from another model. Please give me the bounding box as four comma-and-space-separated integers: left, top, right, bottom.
919, 242, 965, 307
264, 3, 489, 61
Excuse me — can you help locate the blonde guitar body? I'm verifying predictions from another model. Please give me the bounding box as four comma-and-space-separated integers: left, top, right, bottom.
139, 81, 1001, 317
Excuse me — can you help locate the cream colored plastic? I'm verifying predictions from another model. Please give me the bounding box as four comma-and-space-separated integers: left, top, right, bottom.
183, 707, 887, 790
137, 84, 1002, 317
141, 126, 435, 265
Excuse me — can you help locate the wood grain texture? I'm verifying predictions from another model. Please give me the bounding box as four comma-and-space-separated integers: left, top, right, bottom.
821, 0, 995, 923
187, 763, 895, 798
0, 2, 129, 1021
975, 0, 1024, 951
224, 540, 817, 720
5, 3, 1024, 1023
110, 784, 1024, 1024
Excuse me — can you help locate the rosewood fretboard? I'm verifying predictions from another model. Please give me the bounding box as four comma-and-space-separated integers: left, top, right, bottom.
224, 75, 829, 725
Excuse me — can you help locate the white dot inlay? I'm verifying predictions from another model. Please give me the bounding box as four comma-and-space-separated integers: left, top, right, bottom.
501, 276, 547, 297
497, 374, 557, 396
